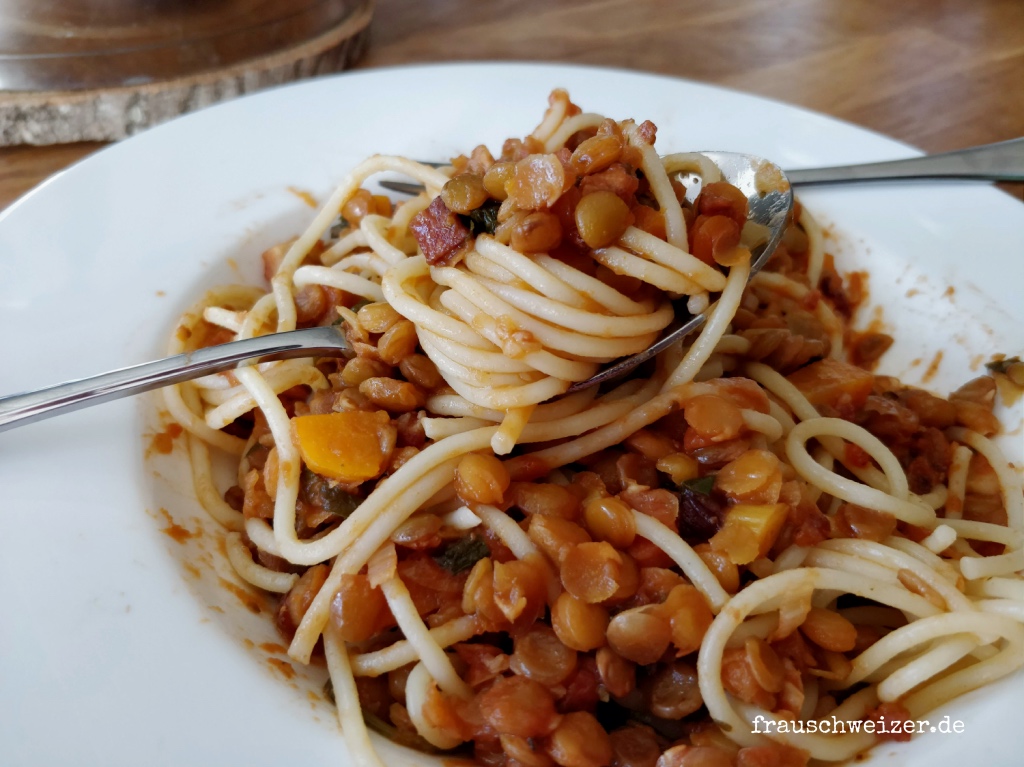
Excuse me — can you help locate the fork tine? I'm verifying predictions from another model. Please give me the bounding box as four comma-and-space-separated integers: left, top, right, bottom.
379, 179, 428, 196
377, 159, 445, 196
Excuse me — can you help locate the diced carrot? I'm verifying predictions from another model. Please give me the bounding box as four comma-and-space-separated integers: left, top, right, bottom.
710, 503, 789, 565
293, 411, 394, 483
786, 358, 874, 410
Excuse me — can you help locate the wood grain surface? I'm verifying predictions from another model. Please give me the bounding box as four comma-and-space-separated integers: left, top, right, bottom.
2, 0, 1022, 210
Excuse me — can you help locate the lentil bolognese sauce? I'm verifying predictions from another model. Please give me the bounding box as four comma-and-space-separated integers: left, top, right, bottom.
165, 90, 1024, 767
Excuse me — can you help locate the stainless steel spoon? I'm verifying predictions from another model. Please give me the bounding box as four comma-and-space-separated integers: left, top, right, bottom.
2, 138, 1022, 433
376, 137, 1024, 195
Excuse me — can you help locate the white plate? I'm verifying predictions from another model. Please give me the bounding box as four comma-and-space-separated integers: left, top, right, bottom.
1, 63, 1021, 767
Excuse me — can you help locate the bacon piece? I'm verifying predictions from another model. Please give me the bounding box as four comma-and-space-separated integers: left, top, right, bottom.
633, 120, 657, 146
410, 196, 471, 266
579, 163, 640, 206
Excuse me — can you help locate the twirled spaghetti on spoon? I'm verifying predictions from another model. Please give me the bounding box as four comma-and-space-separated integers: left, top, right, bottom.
166, 90, 1024, 767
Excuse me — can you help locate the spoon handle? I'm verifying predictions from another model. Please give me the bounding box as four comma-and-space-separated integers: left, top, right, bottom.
787, 137, 1024, 185
0, 326, 350, 434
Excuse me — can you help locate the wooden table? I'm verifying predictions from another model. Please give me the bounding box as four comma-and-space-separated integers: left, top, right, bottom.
2, 0, 1022, 209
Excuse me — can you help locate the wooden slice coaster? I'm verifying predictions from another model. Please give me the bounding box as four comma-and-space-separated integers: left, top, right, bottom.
0, 0, 374, 146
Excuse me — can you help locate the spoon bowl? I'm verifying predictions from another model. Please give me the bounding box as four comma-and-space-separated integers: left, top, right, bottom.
568, 151, 792, 392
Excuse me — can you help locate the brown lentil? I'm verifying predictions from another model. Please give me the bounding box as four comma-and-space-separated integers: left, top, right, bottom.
693, 543, 740, 594
644, 660, 703, 719
501, 734, 557, 767
341, 356, 391, 387
529, 516, 593, 565
546, 711, 614, 767
658, 583, 714, 656
454, 453, 511, 505
478, 675, 558, 738
441, 173, 489, 214
656, 452, 700, 485
684, 395, 744, 442
606, 606, 672, 664
329, 573, 387, 643
551, 592, 609, 651
483, 161, 516, 200
510, 625, 579, 687
744, 637, 785, 693
583, 496, 637, 549
511, 211, 564, 253
609, 725, 661, 767
570, 134, 623, 176
398, 354, 444, 390
508, 154, 567, 210
509, 482, 582, 520
358, 377, 424, 412
799, 608, 858, 653
561, 542, 625, 603
596, 646, 635, 698
575, 190, 632, 249
357, 301, 402, 334
623, 429, 677, 461
376, 320, 419, 365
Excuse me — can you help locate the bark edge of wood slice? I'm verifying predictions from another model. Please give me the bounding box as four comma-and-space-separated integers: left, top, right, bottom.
0, 5, 374, 147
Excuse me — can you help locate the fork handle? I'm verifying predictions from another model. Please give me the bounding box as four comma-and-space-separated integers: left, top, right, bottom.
787, 137, 1024, 185
0, 326, 350, 434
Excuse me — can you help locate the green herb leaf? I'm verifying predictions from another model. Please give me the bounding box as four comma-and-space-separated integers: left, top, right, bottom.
301, 468, 362, 519
681, 475, 716, 495
986, 356, 1021, 375
434, 534, 490, 574
460, 200, 501, 236
322, 488, 362, 518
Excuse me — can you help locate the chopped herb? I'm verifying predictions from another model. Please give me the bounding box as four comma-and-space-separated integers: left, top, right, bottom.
300, 468, 362, 519
434, 534, 490, 574
986, 356, 1021, 374
460, 199, 501, 236
322, 488, 361, 518
331, 316, 344, 326
681, 474, 716, 495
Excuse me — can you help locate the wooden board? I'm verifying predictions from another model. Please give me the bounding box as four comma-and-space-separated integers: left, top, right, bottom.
0, 0, 374, 146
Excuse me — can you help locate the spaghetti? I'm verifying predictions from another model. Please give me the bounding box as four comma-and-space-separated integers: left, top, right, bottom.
166, 90, 1024, 767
